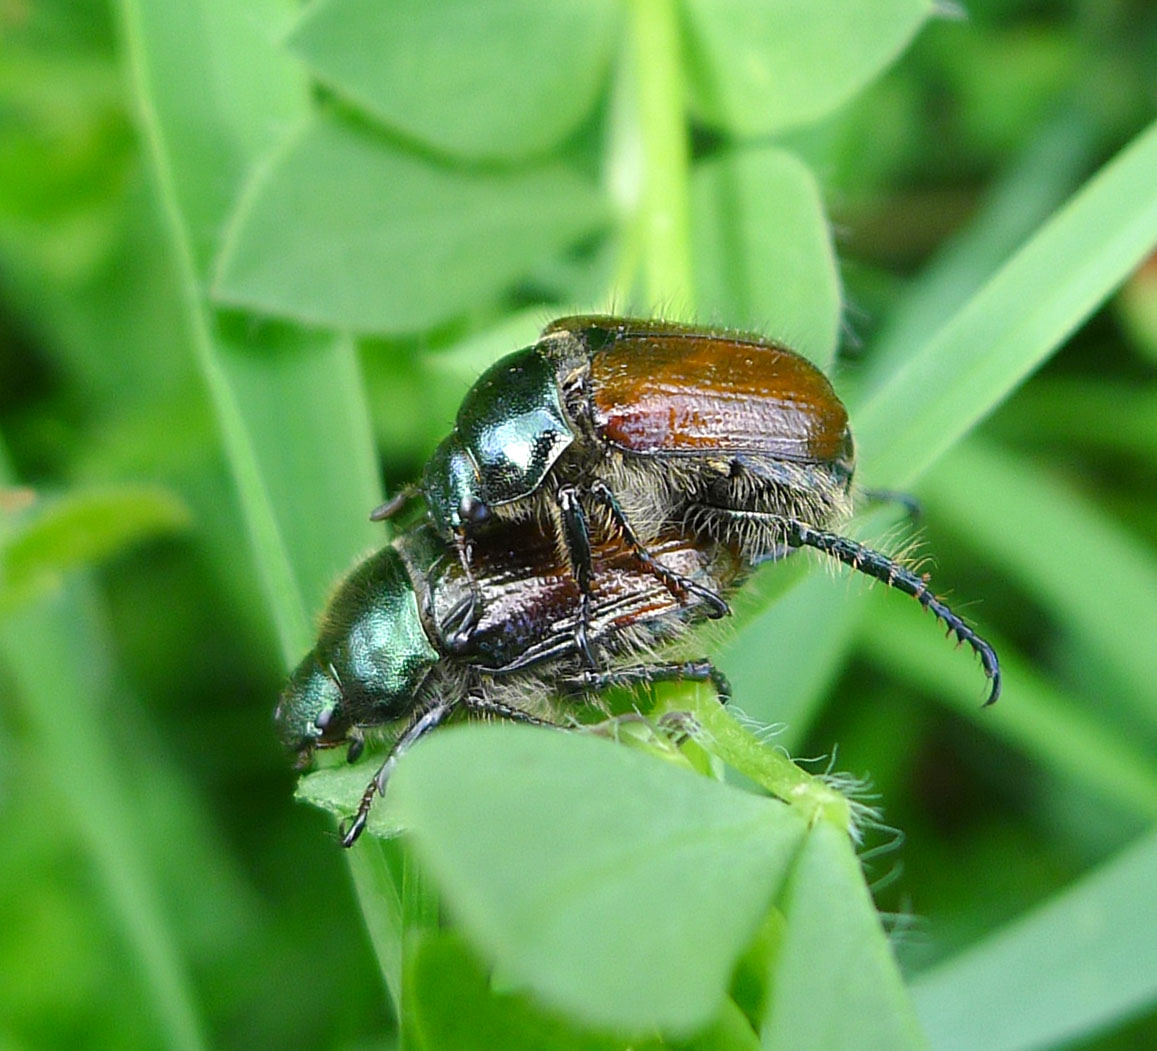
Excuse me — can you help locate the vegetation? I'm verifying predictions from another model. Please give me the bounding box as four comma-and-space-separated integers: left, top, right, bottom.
1, 0, 1155, 1048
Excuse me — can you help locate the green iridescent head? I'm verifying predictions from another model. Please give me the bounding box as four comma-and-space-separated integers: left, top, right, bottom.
275, 545, 440, 760
421, 345, 574, 538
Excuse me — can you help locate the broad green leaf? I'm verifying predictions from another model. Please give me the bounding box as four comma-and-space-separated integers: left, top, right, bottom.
0, 484, 189, 616
119, 0, 382, 659
119, 0, 306, 274
853, 116, 1157, 488
913, 828, 1157, 1051
681, 0, 933, 136
387, 724, 809, 1036
213, 117, 608, 333
288, 0, 619, 161
762, 822, 928, 1051
691, 147, 840, 368
404, 929, 668, 1051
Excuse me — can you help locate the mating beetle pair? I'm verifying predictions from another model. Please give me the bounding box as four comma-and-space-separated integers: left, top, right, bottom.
377, 316, 999, 694
278, 315, 1000, 845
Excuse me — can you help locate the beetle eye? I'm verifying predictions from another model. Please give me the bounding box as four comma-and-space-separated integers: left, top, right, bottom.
459, 495, 491, 526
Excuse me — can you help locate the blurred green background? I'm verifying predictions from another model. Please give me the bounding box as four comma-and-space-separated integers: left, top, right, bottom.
2, 0, 1156, 1048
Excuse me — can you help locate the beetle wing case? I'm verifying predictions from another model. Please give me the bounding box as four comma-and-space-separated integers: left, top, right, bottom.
419, 518, 742, 675
547, 316, 851, 464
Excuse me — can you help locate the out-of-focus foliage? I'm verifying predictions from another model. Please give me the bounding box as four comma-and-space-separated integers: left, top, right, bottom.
1, 0, 1155, 1048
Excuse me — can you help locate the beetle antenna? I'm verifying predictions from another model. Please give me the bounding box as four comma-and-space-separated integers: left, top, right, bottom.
369, 484, 420, 522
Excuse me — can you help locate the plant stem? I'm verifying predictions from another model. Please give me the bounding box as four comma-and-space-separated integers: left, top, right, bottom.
622, 0, 695, 315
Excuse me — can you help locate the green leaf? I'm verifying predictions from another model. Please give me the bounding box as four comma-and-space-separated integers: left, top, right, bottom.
853, 115, 1157, 488
912, 828, 1157, 1051
213, 117, 609, 333
0, 484, 189, 615
405, 929, 668, 1051
288, 0, 620, 161
387, 724, 809, 1036
857, 598, 1157, 824
118, 0, 382, 661
925, 441, 1157, 732
762, 822, 928, 1051
681, 0, 933, 136
691, 147, 840, 369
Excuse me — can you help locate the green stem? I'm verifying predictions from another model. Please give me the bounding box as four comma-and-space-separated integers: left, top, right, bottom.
673, 691, 855, 835
116, 0, 310, 665
625, 0, 695, 314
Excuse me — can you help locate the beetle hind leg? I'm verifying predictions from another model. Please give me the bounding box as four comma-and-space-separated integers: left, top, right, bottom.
464, 694, 558, 726
714, 509, 1000, 705
562, 658, 732, 705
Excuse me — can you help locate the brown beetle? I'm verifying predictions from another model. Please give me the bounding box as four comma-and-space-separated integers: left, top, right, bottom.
376, 316, 1000, 703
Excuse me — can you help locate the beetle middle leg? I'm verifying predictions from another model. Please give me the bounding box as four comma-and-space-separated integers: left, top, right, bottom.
588, 480, 731, 619
340, 696, 458, 848
562, 658, 732, 705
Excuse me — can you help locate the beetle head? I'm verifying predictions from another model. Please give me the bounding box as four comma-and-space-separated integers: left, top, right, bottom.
275, 654, 350, 765
423, 434, 489, 536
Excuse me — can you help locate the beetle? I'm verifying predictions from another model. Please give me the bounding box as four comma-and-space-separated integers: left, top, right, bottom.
376, 315, 1000, 703
276, 518, 741, 846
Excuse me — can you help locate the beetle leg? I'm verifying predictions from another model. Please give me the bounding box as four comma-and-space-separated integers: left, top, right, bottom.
368, 483, 421, 522
557, 485, 599, 668
561, 658, 732, 706
589, 480, 731, 619
442, 534, 483, 648
724, 510, 1001, 706
339, 697, 457, 848
464, 694, 558, 726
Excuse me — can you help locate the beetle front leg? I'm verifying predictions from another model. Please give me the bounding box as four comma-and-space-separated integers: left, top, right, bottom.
590, 480, 731, 619
368, 483, 421, 522
442, 533, 484, 648
339, 697, 457, 848
557, 484, 598, 668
